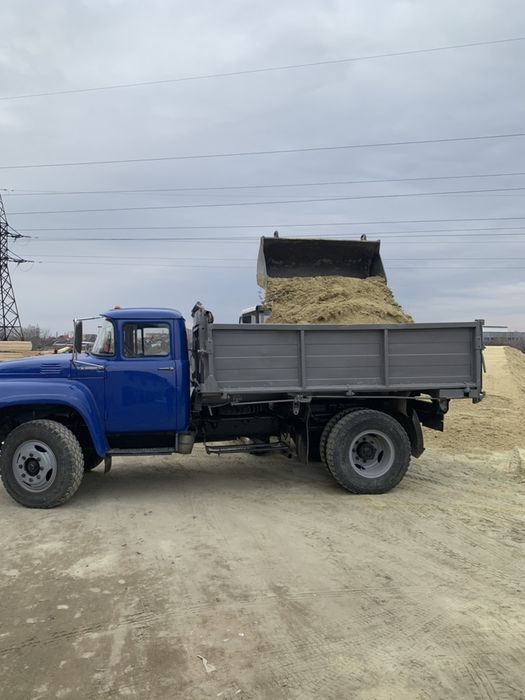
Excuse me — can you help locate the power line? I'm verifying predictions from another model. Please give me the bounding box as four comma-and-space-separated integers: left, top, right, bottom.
32, 253, 253, 262
2, 36, 523, 102
25, 260, 525, 271
2, 132, 525, 171
9, 185, 525, 215
13, 217, 525, 231
28, 253, 525, 262
30, 232, 525, 243
364, 266, 525, 270
29, 260, 252, 269
4, 170, 525, 197
21, 225, 525, 241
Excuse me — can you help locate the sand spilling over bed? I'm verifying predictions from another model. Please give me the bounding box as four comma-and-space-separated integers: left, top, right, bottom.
264, 275, 413, 325
425, 345, 525, 452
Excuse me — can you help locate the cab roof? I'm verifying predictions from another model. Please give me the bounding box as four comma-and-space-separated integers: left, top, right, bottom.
103, 307, 185, 321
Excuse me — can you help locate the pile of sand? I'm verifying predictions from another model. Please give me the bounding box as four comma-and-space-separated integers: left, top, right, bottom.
264, 275, 413, 325
425, 345, 525, 452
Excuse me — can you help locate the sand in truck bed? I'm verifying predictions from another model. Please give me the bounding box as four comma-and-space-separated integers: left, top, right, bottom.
264, 275, 413, 324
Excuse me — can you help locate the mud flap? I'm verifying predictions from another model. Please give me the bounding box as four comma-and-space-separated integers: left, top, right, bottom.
408, 409, 425, 458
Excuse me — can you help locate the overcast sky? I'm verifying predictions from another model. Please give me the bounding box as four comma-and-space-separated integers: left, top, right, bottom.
1, 0, 524, 333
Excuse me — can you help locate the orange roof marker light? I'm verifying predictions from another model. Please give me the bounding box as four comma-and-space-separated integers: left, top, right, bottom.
114, 304, 121, 310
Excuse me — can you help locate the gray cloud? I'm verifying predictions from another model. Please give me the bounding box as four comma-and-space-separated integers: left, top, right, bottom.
1, 0, 524, 332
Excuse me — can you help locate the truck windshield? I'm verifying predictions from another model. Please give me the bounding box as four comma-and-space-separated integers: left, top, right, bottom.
91, 319, 115, 356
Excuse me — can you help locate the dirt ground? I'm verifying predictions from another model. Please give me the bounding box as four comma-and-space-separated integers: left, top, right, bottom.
1, 443, 524, 699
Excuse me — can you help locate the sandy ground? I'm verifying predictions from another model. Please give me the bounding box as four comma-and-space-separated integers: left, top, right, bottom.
1, 445, 524, 699
425, 346, 525, 453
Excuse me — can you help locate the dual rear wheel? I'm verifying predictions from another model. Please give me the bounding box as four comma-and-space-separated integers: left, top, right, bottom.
321, 409, 411, 494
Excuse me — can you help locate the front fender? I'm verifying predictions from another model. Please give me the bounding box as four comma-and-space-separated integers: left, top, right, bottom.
0, 380, 108, 457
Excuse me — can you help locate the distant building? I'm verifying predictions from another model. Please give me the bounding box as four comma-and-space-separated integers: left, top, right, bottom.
52, 333, 97, 354
483, 327, 525, 344
52, 335, 72, 351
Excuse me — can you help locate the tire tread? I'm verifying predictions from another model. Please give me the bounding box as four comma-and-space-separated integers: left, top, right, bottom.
320, 407, 363, 470
0, 419, 84, 508
325, 409, 411, 494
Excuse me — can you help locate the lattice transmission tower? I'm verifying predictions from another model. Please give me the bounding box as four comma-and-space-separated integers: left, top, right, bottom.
0, 194, 31, 341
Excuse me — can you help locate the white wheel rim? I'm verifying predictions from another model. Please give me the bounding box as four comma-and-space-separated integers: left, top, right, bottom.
348, 430, 394, 478
12, 440, 58, 492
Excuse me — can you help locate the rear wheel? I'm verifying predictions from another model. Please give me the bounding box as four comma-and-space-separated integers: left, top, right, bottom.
320, 408, 361, 470
325, 409, 410, 494
0, 420, 84, 508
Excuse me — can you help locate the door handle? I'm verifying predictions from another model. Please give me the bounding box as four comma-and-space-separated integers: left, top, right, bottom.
157, 366, 175, 371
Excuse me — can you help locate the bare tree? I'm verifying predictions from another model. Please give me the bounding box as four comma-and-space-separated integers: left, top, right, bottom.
22, 325, 52, 349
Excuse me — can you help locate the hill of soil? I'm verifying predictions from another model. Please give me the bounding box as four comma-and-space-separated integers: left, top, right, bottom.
425, 345, 525, 452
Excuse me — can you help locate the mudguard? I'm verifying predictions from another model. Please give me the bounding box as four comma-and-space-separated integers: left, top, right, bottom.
0, 380, 108, 457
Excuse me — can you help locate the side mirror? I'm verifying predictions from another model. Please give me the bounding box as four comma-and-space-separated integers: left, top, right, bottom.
73, 320, 83, 354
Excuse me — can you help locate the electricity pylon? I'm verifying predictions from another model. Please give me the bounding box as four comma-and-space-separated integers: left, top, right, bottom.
0, 194, 31, 341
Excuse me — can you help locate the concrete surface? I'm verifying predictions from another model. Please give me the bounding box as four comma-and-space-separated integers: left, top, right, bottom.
1, 448, 524, 699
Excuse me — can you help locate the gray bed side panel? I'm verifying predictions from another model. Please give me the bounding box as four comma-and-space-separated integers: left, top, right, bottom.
212, 329, 300, 387
388, 328, 473, 382
204, 324, 479, 393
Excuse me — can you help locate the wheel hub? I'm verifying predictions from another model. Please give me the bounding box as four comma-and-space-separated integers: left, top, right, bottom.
24, 458, 41, 476
356, 442, 376, 461
12, 440, 58, 493
349, 430, 395, 478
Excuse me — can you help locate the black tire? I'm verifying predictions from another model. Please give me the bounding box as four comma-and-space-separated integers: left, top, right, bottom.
325, 409, 410, 494
83, 448, 103, 472
0, 420, 84, 508
320, 407, 362, 470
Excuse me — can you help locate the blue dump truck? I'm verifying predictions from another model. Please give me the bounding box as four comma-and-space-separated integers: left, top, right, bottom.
0, 302, 484, 508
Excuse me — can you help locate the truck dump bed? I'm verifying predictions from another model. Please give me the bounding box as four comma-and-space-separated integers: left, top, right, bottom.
192, 307, 484, 402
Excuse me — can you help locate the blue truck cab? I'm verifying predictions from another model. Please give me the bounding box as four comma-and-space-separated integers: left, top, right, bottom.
77, 308, 190, 439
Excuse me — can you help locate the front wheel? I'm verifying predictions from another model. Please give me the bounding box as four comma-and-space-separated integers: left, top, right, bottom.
325, 410, 410, 494
0, 420, 84, 508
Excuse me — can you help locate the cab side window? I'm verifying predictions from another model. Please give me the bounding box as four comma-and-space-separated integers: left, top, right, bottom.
123, 323, 170, 358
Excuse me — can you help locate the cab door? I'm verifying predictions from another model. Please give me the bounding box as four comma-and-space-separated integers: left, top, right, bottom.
105, 322, 178, 433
